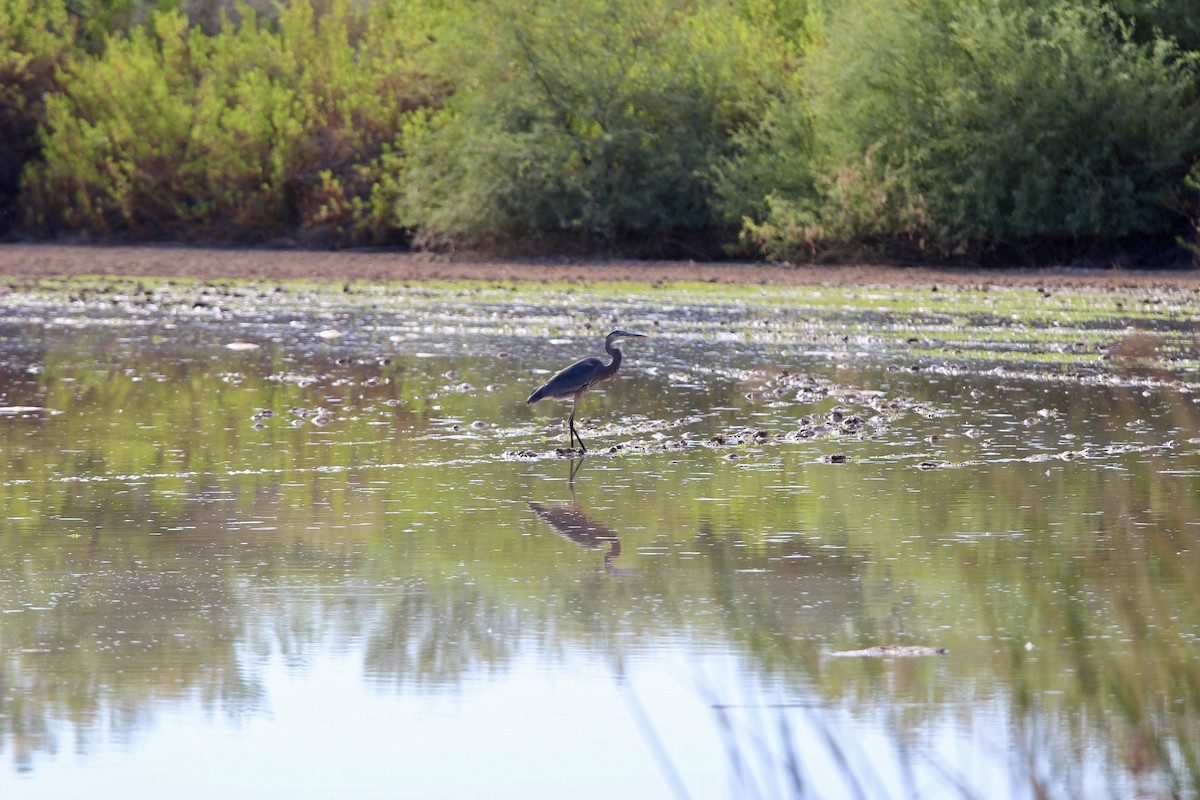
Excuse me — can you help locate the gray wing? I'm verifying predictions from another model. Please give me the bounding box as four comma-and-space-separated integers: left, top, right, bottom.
527, 357, 606, 403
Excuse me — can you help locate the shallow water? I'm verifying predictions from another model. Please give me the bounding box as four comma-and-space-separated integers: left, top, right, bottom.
2, 277, 1200, 798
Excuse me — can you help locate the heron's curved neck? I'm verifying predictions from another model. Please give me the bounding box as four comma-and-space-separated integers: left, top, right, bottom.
604, 340, 623, 372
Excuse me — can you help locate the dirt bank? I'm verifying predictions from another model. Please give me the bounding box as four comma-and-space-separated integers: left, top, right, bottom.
3, 243, 1200, 290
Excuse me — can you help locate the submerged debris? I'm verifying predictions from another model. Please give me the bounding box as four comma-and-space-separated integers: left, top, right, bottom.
830, 645, 949, 658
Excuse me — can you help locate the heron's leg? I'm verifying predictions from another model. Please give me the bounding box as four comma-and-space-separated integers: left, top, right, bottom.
570, 417, 587, 453
568, 394, 587, 453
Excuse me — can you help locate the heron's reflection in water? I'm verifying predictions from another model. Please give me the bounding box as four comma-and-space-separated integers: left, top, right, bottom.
528, 460, 640, 576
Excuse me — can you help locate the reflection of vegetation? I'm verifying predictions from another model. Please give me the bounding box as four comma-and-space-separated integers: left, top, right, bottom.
1, 283, 1200, 795
699, 457, 1200, 796
0, 528, 265, 772
970, 498, 1200, 796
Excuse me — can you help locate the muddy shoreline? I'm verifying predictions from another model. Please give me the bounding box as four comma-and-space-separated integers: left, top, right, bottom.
3, 243, 1200, 290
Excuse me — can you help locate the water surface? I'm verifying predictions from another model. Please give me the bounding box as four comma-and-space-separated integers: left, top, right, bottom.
2, 277, 1199, 798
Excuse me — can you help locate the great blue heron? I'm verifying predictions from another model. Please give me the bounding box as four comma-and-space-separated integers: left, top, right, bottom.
526, 330, 647, 453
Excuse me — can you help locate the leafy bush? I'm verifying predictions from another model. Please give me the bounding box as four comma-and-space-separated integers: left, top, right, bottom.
1183, 162, 1200, 264
0, 0, 74, 237
739, 145, 932, 262
397, 0, 793, 254
754, 0, 1200, 260
23, 0, 443, 245
61, 0, 283, 49
1108, 0, 1200, 53
63, 0, 179, 53
11, 0, 1200, 259
707, 51, 816, 248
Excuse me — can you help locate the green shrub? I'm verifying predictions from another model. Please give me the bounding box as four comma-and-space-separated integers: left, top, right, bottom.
18, 0, 1194, 260
0, 0, 74, 237
59, 0, 284, 50
1183, 162, 1200, 264
23, 0, 443, 245
397, 0, 793, 254
707, 46, 816, 246
1108, 0, 1200, 53
739, 145, 932, 262
755, 0, 1200, 260
63, 0, 182, 53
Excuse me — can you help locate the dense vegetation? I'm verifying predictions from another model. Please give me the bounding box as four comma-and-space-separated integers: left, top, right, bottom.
3, 0, 1200, 263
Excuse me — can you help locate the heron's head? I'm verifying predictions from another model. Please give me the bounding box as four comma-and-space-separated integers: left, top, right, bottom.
606, 330, 648, 344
